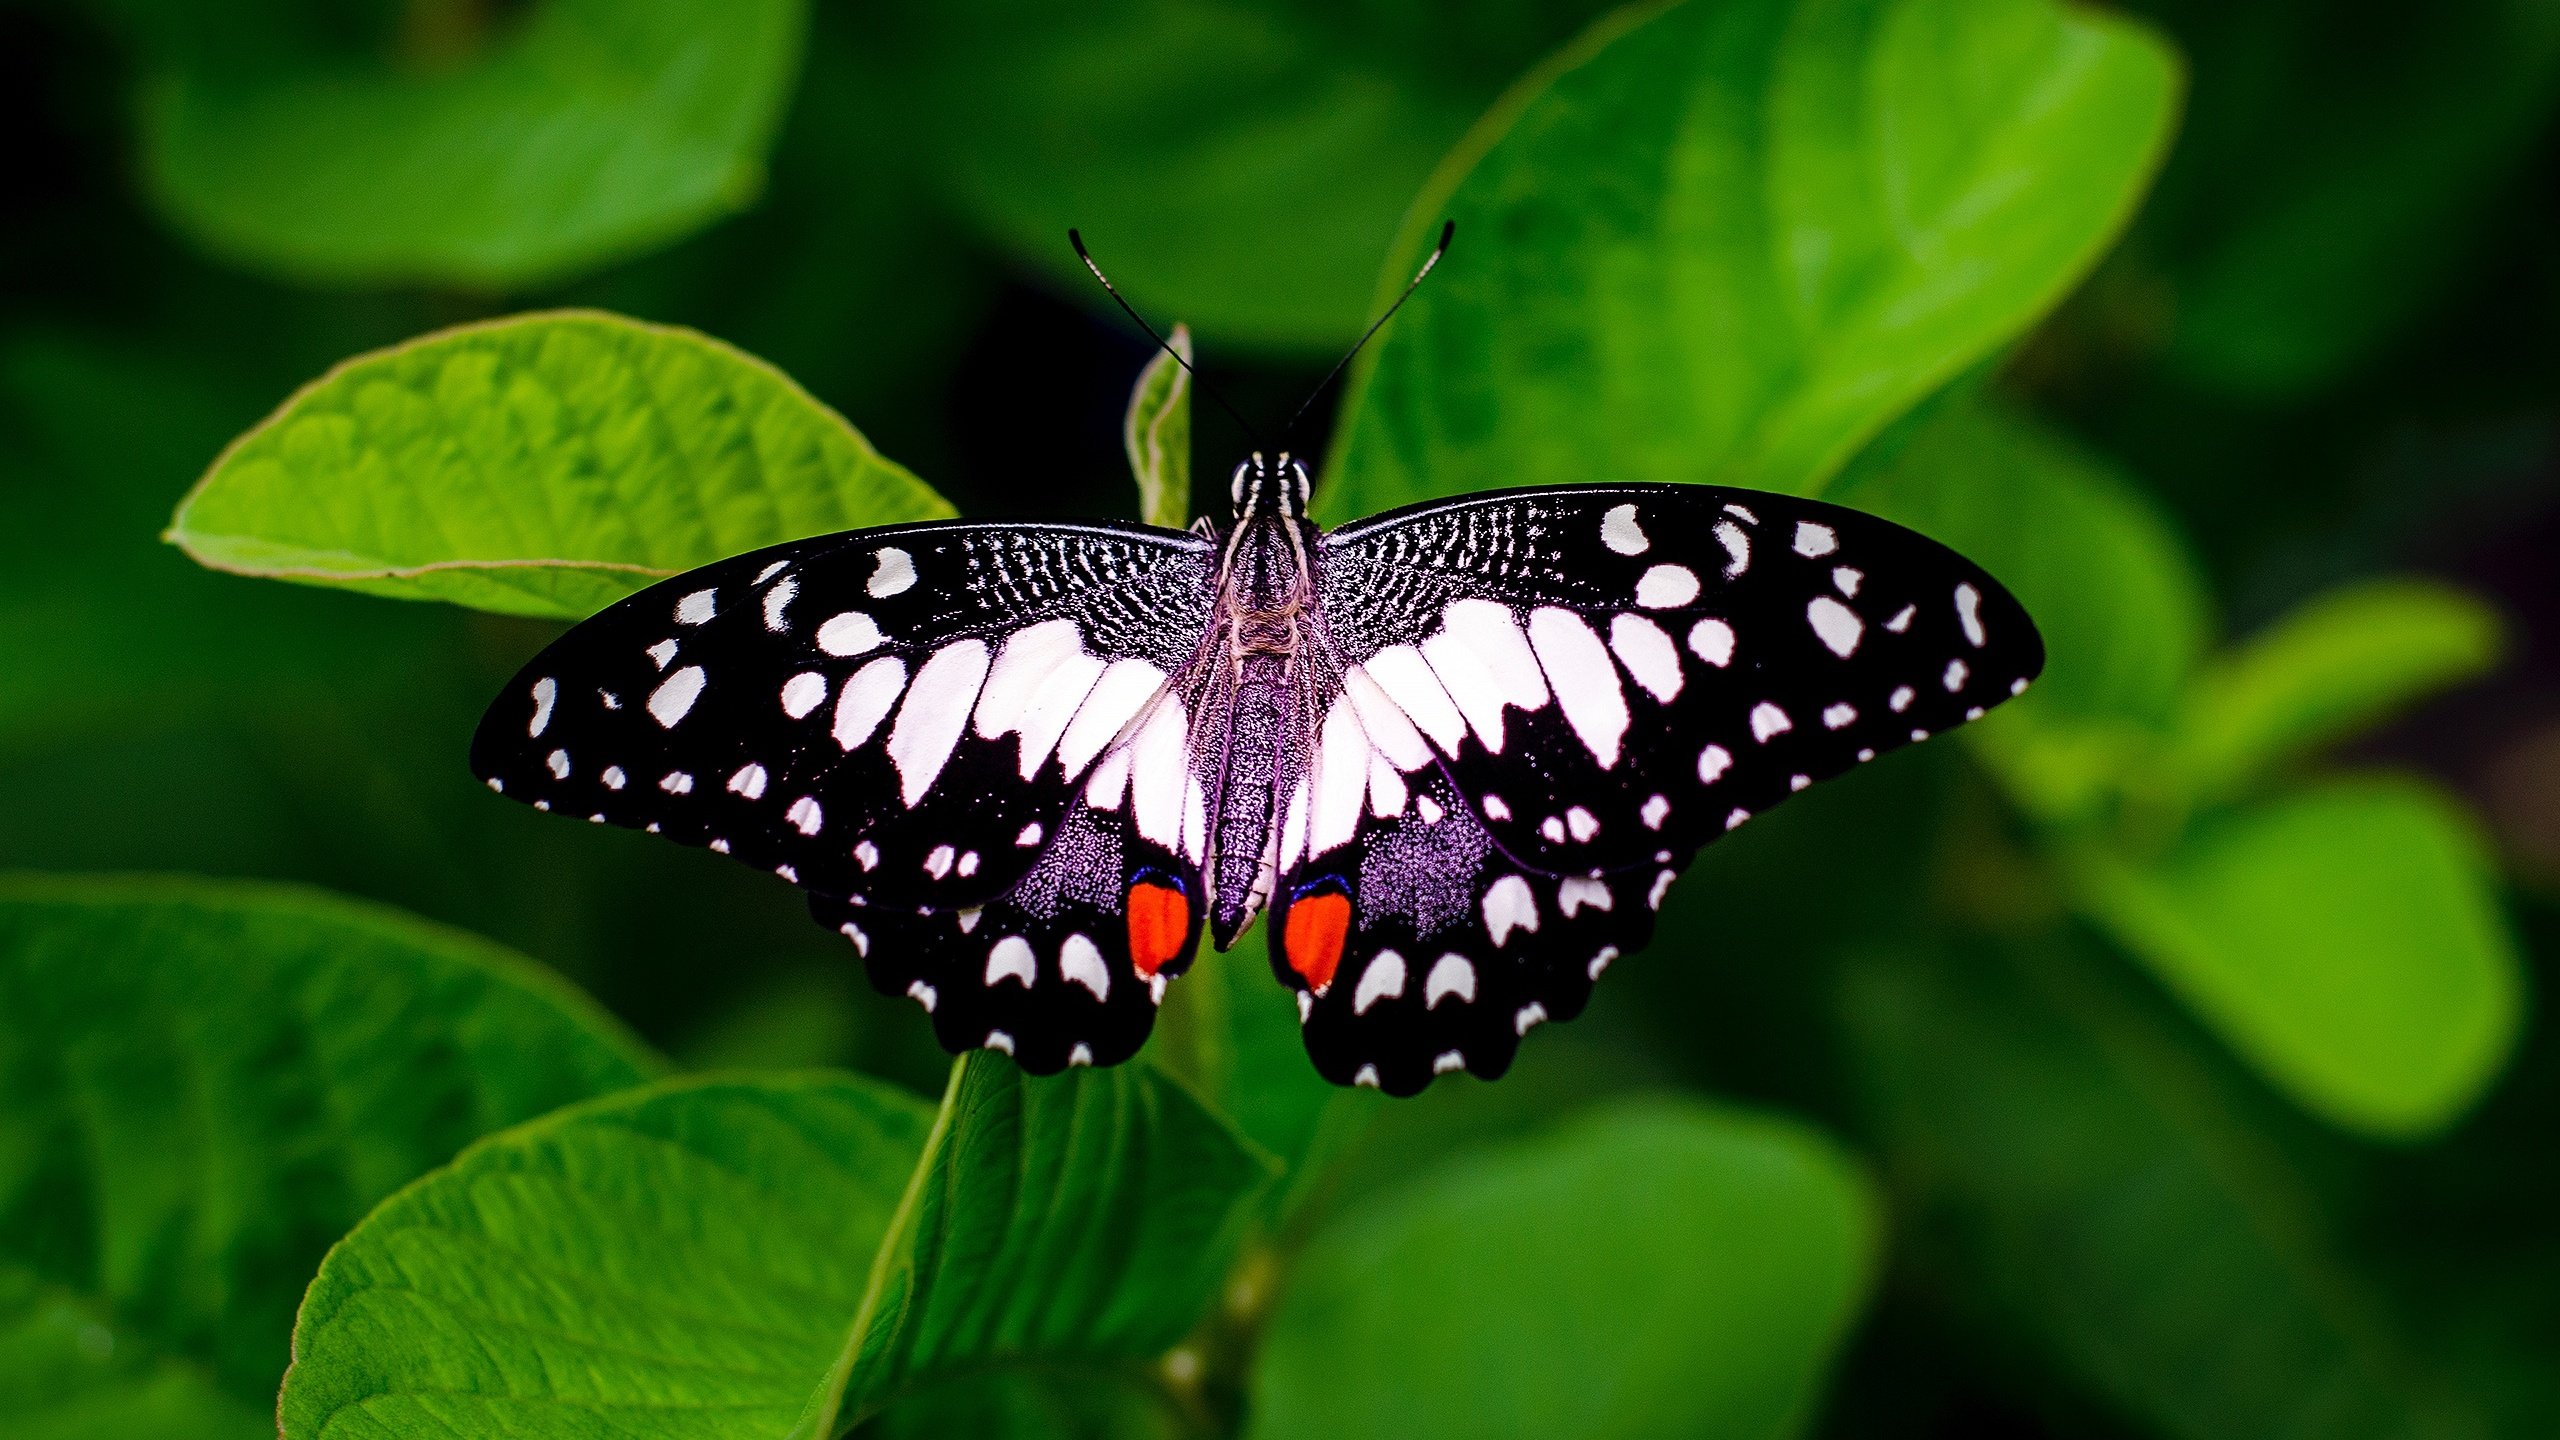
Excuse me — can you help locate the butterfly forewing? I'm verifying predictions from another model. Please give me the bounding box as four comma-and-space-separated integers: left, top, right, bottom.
470, 520, 1217, 906
1313, 486, 2043, 875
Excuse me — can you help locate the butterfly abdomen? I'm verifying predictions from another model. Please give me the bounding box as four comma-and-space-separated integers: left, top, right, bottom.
1208, 658, 1290, 947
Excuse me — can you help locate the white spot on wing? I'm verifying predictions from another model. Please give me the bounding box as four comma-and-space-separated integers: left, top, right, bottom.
1426, 954, 1476, 1008
1608, 614, 1683, 703
675, 589, 717, 625
1354, 1065, 1381, 1089
1483, 875, 1539, 946
786, 796, 822, 835
1600, 503, 1648, 555
648, 666, 706, 728
1055, 659, 1168, 778
924, 845, 955, 879
647, 639, 678, 669
1793, 521, 1837, 557
1516, 1003, 1548, 1034
1635, 564, 1701, 609
528, 677, 556, 736
762, 577, 797, 632
869, 547, 917, 598
1889, 685, 1915, 713
1310, 697, 1373, 856
660, 771, 693, 794
1061, 934, 1109, 1000
888, 640, 992, 804
834, 656, 908, 750
1750, 702, 1792, 741
1017, 822, 1043, 847
1558, 876, 1613, 916
1715, 520, 1751, 577
1823, 702, 1857, 729
1342, 666, 1433, 771
601, 766, 625, 790
1566, 807, 1599, 841
1529, 607, 1629, 767
1945, 658, 1969, 691
983, 932, 1034, 983
855, 840, 878, 870
1687, 618, 1735, 667
1354, 951, 1407, 1014
1130, 699, 1193, 847
1361, 645, 1466, 753
1886, 604, 1915, 633
1434, 1051, 1466, 1075
727, 763, 768, 800
1641, 794, 1669, 828
781, 672, 828, 719
545, 749, 570, 779
906, 979, 933, 1010
1808, 596, 1864, 657
816, 611, 885, 657
1956, 583, 1987, 646
1698, 744, 1732, 783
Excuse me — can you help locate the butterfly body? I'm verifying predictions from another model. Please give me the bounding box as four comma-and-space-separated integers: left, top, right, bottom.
473, 455, 2042, 1093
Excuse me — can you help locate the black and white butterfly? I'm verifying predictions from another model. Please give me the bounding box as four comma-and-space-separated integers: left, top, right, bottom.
473, 454, 2042, 1094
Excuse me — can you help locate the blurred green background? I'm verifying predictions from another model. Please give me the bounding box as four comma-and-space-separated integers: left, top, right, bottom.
5, 0, 2559, 1435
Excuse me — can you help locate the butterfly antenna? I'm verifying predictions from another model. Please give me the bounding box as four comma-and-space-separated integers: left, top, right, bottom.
1069, 229, 1264, 451
1278, 219, 1455, 449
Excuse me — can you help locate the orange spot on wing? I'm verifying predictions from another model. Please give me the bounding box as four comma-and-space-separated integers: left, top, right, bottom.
1283, 892, 1352, 995
1127, 881, 1190, 978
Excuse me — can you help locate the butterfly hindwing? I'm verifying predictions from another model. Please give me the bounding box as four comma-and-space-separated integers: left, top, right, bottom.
471, 520, 1217, 906
1314, 485, 2043, 877
1272, 756, 1678, 1095
813, 791, 1206, 1073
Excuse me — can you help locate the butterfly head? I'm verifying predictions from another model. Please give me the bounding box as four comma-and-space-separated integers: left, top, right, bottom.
1230, 451, 1312, 521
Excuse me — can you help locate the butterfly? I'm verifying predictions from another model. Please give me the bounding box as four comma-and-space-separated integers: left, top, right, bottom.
471, 452, 2042, 1094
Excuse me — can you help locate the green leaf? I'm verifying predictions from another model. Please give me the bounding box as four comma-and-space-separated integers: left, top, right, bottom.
1842, 937, 2496, 1440
2141, 0, 2560, 395
2173, 579, 2503, 804
878, 0, 1614, 350
0, 875, 656, 1437
170, 311, 952, 620
1124, 324, 1194, 529
1833, 397, 2211, 822
2072, 776, 2522, 1138
1322, 0, 2181, 519
281, 1056, 1275, 1438
1248, 1099, 1877, 1440
139, 0, 809, 287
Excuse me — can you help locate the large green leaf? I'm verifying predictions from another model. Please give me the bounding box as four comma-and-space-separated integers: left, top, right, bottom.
2074, 777, 2521, 1138
170, 311, 951, 620
875, 0, 1614, 350
1843, 938, 2495, 1440
1248, 1099, 1877, 1440
2135, 0, 2560, 396
1322, 0, 2181, 519
2172, 579, 2503, 804
280, 1056, 1274, 1439
139, 0, 808, 287
0, 875, 656, 1439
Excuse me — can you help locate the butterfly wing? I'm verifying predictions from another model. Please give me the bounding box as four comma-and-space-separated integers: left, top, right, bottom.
1314, 485, 2042, 874
810, 656, 1234, 1072
471, 519, 1217, 910
1271, 484, 2042, 1092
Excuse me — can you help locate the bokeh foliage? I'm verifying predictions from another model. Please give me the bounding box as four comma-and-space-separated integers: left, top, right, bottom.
4, 0, 2557, 1435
